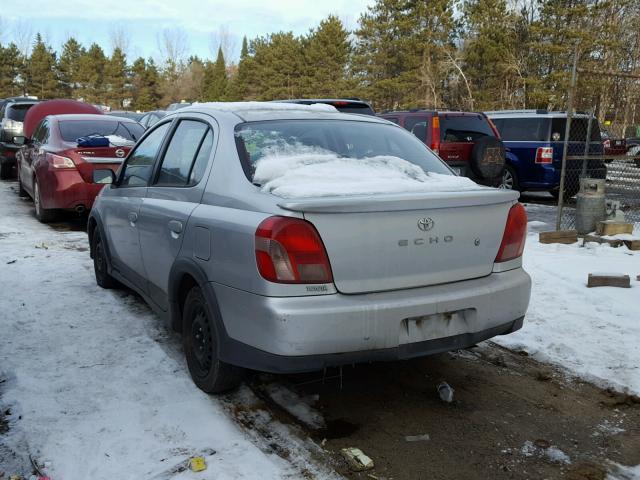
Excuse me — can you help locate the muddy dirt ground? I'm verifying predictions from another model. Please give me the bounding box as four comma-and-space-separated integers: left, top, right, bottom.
248, 343, 640, 480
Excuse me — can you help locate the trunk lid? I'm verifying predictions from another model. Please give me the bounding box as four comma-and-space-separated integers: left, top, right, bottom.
65, 146, 130, 183
280, 189, 518, 294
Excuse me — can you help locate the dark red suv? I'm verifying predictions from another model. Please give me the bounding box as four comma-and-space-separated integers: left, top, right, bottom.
378, 110, 505, 186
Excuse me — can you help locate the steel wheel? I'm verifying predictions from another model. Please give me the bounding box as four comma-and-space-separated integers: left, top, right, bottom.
190, 305, 214, 376
183, 286, 243, 393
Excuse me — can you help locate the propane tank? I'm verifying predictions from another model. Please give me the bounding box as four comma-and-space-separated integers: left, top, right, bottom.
575, 178, 606, 234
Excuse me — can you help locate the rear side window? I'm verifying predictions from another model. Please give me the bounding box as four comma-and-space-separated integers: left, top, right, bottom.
7, 103, 35, 122
120, 123, 170, 187
493, 117, 550, 142
33, 119, 50, 143
155, 120, 213, 187
440, 115, 494, 142
551, 117, 601, 141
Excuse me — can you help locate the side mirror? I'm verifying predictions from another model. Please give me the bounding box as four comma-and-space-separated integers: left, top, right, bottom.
93, 169, 116, 185
13, 136, 26, 146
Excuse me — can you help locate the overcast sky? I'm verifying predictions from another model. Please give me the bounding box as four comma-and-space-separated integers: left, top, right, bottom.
0, 0, 373, 62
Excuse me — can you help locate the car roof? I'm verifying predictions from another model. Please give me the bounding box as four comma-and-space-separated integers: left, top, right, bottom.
177, 102, 388, 124
486, 109, 594, 119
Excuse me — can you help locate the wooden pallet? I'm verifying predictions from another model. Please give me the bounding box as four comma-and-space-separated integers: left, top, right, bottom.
539, 230, 578, 244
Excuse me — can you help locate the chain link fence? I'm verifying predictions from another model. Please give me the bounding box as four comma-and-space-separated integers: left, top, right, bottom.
556, 55, 640, 234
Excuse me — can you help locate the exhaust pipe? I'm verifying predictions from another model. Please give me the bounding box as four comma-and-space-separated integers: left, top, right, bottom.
75, 205, 86, 214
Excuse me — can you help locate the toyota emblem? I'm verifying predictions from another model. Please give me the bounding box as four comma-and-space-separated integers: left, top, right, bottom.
417, 217, 434, 231
115, 149, 125, 158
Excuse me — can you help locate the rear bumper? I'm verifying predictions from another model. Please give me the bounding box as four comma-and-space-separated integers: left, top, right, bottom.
40, 169, 105, 210
214, 268, 531, 373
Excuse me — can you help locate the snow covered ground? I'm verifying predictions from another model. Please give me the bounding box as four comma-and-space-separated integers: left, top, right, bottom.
496, 203, 640, 396
1, 179, 639, 478
0, 181, 337, 479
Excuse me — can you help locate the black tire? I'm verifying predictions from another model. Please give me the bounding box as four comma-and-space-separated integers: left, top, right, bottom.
549, 183, 579, 201
183, 286, 243, 393
499, 165, 519, 191
635, 158, 640, 169
92, 228, 118, 289
470, 136, 506, 180
0, 160, 13, 180
33, 179, 57, 223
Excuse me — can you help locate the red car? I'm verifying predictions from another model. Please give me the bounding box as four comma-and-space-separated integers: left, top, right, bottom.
16, 114, 144, 222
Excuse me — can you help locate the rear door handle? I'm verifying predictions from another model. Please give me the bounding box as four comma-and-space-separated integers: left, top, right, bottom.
168, 220, 183, 235
128, 212, 138, 226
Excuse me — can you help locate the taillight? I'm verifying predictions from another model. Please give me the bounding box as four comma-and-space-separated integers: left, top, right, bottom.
430, 116, 441, 154
255, 216, 333, 284
495, 203, 527, 263
535, 147, 553, 164
50, 154, 76, 169
603, 139, 611, 149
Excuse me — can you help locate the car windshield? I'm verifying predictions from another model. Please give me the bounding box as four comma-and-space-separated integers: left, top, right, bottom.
59, 120, 145, 143
440, 115, 494, 142
234, 119, 452, 184
7, 103, 35, 122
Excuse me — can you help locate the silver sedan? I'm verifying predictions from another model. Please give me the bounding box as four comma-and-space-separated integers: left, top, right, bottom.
88, 103, 531, 393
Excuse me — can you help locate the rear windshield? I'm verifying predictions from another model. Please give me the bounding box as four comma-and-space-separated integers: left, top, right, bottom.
492, 117, 550, 141
7, 103, 36, 122
440, 114, 495, 142
59, 120, 145, 143
234, 119, 451, 183
551, 117, 601, 142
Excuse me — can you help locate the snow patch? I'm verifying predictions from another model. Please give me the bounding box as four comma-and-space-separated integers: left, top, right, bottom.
0, 182, 334, 479
608, 463, 640, 480
253, 147, 480, 198
495, 226, 640, 396
262, 383, 325, 429
520, 441, 571, 464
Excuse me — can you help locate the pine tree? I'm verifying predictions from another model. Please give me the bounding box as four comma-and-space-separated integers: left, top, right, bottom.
227, 36, 253, 100
303, 15, 351, 97
105, 47, 128, 108
131, 57, 161, 111
58, 37, 84, 99
77, 43, 107, 104
462, 0, 519, 109
249, 32, 305, 100
0, 43, 25, 97
203, 47, 228, 101
352, 0, 458, 110
27, 34, 60, 99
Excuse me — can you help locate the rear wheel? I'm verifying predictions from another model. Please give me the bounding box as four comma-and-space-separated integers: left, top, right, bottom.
92, 228, 118, 289
549, 183, 579, 201
33, 180, 57, 223
183, 286, 243, 393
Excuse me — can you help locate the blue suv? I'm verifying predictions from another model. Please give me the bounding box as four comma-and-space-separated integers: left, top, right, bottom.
487, 110, 606, 198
